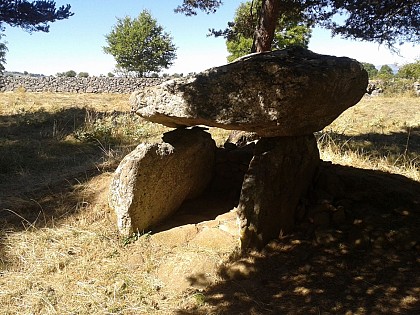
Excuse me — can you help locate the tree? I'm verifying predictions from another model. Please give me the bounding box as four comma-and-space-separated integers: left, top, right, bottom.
0, 0, 73, 32
397, 60, 420, 80
378, 65, 394, 80
78, 72, 89, 78
174, 0, 222, 15
225, 0, 311, 61
0, 0, 73, 72
0, 30, 6, 73
104, 10, 177, 77
56, 70, 76, 77
175, 1, 420, 53
362, 62, 378, 79
65, 70, 76, 77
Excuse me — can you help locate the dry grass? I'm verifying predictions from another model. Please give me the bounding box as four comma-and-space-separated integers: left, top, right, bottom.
0, 174, 230, 314
318, 96, 420, 181
0, 92, 167, 212
0, 92, 419, 314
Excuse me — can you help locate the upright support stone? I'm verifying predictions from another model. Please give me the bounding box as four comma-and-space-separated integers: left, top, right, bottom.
238, 135, 320, 250
109, 127, 216, 236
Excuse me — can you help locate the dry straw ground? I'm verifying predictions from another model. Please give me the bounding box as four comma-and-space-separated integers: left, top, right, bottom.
0, 91, 419, 314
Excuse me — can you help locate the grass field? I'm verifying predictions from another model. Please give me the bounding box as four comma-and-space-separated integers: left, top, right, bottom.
0, 92, 419, 314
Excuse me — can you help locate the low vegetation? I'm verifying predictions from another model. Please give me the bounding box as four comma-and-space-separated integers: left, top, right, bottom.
0, 91, 419, 314
317, 96, 419, 181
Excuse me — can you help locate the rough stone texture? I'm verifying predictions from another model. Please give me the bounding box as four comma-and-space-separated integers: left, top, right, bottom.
152, 209, 239, 294
156, 251, 220, 293
131, 47, 368, 137
109, 127, 216, 235
238, 134, 320, 250
0, 76, 163, 93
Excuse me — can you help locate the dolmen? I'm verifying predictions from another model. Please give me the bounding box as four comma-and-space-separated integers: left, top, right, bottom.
109, 46, 368, 250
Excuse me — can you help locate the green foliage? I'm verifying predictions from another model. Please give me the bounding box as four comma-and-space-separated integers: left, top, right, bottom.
361, 62, 378, 79
0, 28, 7, 74
107, 72, 115, 77
226, 35, 254, 62
73, 111, 153, 147
66, 70, 76, 77
379, 79, 417, 96
57, 70, 77, 77
174, 0, 222, 15
122, 231, 151, 246
180, 1, 419, 48
0, 0, 73, 33
226, 1, 311, 61
0, 1, 73, 71
104, 10, 177, 77
78, 72, 89, 78
192, 293, 206, 306
397, 60, 420, 80
378, 65, 394, 80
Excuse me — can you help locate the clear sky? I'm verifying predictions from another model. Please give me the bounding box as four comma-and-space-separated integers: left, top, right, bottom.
3, 0, 419, 76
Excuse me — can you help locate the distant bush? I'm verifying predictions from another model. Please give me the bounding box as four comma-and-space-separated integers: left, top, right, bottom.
65, 70, 77, 77
397, 60, 420, 80
362, 62, 378, 79
377, 65, 394, 80
370, 78, 418, 96
56, 70, 77, 77
78, 72, 89, 78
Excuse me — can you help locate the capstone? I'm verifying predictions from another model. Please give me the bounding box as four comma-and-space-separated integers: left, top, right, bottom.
132, 47, 368, 137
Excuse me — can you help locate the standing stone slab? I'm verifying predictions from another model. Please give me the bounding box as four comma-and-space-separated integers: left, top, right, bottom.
131, 47, 368, 137
109, 127, 216, 236
238, 135, 320, 250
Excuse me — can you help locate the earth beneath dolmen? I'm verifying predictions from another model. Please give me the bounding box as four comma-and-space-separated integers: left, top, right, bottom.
109, 46, 368, 250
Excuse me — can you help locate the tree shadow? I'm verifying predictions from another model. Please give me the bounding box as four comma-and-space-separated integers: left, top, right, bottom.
176, 162, 420, 314
0, 108, 126, 230
317, 126, 420, 162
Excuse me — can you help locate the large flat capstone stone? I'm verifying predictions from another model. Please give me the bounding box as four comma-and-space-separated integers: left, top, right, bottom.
131, 47, 368, 137
109, 127, 216, 236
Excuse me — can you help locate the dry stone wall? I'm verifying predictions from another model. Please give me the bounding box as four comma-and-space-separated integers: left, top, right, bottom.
0, 76, 164, 93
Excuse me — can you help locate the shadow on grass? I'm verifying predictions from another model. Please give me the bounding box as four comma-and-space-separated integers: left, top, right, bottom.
1, 106, 419, 314
0, 108, 127, 230
317, 126, 420, 163
176, 163, 420, 315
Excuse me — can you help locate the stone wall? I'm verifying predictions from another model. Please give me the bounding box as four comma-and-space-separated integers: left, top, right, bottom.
0, 76, 164, 93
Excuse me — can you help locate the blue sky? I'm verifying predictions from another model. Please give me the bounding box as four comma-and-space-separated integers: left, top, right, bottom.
3, 0, 419, 76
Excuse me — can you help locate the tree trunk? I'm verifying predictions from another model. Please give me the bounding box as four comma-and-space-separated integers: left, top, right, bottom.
252, 0, 281, 53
